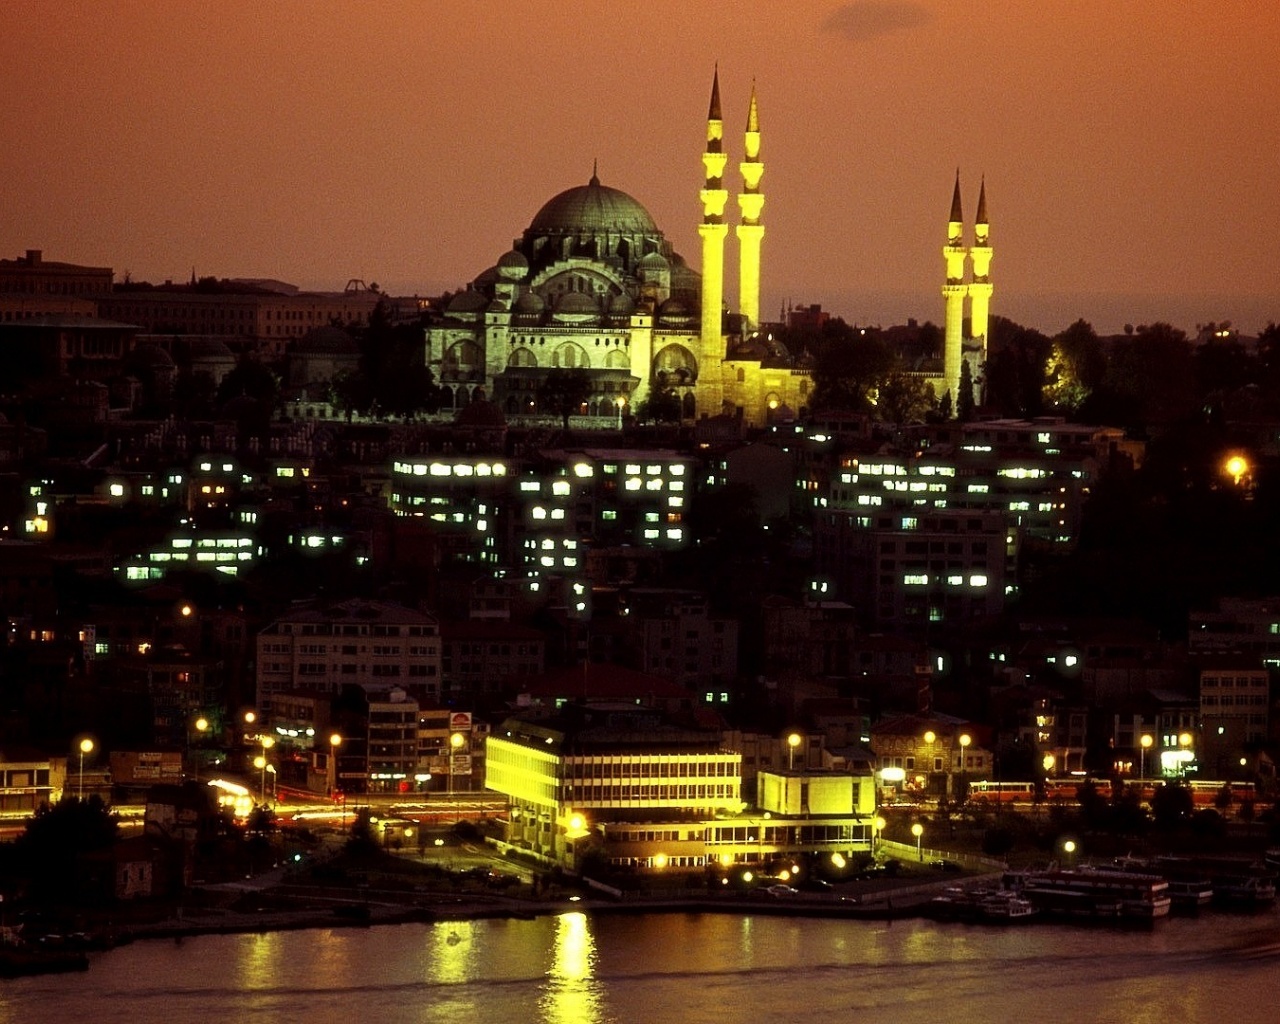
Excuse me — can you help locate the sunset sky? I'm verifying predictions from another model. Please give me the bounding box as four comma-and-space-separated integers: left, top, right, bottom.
4, 1, 1277, 335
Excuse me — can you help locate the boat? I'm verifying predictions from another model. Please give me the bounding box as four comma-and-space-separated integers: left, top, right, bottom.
1015, 867, 1171, 922
1112, 857, 1213, 913
978, 890, 1038, 922
1166, 877, 1214, 912
925, 886, 1036, 924
1152, 856, 1276, 910
0, 941, 89, 978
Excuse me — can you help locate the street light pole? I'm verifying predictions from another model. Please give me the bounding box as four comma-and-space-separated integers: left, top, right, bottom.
911, 822, 924, 862
1139, 733, 1153, 781
787, 733, 801, 771
77, 737, 94, 801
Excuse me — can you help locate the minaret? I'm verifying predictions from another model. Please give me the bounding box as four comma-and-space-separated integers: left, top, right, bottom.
967, 178, 993, 362
736, 82, 765, 332
942, 170, 968, 410
697, 67, 729, 418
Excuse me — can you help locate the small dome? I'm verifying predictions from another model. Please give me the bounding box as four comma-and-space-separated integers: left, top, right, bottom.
657, 297, 697, 327
638, 251, 669, 271
447, 290, 489, 314
514, 291, 545, 314
496, 249, 529, 281
729, 336, 769, 361
608, 292, 635, 315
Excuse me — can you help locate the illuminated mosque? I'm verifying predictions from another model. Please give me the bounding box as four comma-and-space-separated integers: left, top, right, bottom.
426, 71, 991, 427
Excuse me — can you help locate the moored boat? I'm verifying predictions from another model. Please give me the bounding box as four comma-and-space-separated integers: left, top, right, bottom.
1015, 867, 1171, 923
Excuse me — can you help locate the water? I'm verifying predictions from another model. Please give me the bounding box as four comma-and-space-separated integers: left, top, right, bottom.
2, 910, 1277, 1024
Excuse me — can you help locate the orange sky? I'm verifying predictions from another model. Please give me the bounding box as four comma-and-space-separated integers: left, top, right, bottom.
4, 1, 1278, 334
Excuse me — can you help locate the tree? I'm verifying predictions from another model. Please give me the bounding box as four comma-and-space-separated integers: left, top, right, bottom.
810, 324, 895, 413
984, 316, 1051, 416
636, 385, 681, 424
876, 371, 935, 425
346, 807, 380, 856
538, 369, 594, 428
1045, 319, 1105, 412
216, 353, 279, 408
16, 796, 120, 901
957, 360, 976, 420
1150, 781, 1194, 829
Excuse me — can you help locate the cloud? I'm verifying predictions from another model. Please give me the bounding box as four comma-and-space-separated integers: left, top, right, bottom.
821, 1, 932, 41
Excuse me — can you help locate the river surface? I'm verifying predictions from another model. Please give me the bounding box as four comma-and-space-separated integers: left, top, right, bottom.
2, 909, 1277, 1024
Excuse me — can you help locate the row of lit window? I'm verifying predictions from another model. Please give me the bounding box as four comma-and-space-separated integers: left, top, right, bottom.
394, 460, 509, 477
903, 573, 989, 587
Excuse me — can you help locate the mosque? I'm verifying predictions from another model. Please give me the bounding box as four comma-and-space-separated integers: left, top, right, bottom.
425, 72, 991, 428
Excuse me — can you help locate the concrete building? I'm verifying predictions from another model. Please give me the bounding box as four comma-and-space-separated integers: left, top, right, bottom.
256, 598, 442, 703
486, 703, 876, 874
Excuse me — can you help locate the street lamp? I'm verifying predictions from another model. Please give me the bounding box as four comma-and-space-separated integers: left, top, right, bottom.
958, 733, 972, 771
191, 716, 209, 783
911, 822, 924, 861
328, 733, 342, 797
448, 731, 465, 796
77, 737, 94, 801
616, 396, 625, 429
255, 735, 275, 805
1224, 453, 1249, 486
787, 732, 801, 771
1139, 734, 1153, 780
1062, 838, 1078, 867
873, 815, 886, 856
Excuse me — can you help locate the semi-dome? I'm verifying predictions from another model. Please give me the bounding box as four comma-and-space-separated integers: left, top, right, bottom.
529, 173, 659, 235
552, 291, 602, 324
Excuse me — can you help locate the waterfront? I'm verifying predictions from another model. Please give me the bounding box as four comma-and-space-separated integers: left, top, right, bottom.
2, 909, 1277, 1024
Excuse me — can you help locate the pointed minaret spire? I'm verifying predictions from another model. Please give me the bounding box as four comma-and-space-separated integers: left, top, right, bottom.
698, 67, 730, 418
737, 79, 765, 329
968, 176, 994, 366
590, 158, 599, 186
942, 170, 969, 412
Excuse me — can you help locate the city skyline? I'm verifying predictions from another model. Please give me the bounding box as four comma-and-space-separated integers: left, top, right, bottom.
4, 1, 1277, 335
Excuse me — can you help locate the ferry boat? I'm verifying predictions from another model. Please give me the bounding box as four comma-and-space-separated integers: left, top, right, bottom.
926, 886, 1037, 924
1166, 877, 1214, 912
977, 890, 1038, 922
1152, 856, 1275, 909
1016, 867, 1171, 922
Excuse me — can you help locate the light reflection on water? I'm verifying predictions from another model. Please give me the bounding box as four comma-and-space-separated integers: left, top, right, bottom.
0, 910, 1276, 1024
540, 911, 603, 1024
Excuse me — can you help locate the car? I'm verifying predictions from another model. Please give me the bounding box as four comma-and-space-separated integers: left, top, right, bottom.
930, 859, 962, 872
765, 884, 798, 897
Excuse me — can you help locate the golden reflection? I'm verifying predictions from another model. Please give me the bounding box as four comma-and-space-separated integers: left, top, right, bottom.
540, 911, 603, 1024
426, 920, 477, 986
240, 931, 283, 989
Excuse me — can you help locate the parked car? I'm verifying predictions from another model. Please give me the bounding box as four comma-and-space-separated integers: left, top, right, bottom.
765, 884, 798, 897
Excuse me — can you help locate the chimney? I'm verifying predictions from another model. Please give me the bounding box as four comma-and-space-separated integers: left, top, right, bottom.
25, 249, 42, 265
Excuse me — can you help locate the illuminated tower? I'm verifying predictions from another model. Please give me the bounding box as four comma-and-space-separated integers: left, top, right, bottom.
698, 68, 729, 418
967, 178, 993, 363
942, 171, 967, 407
736, 82, 764, 331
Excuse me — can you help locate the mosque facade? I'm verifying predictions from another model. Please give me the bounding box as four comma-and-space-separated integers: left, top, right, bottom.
425, 72, 991, 428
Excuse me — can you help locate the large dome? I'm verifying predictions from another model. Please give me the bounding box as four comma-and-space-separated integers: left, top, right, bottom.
529, 173, 659, 234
